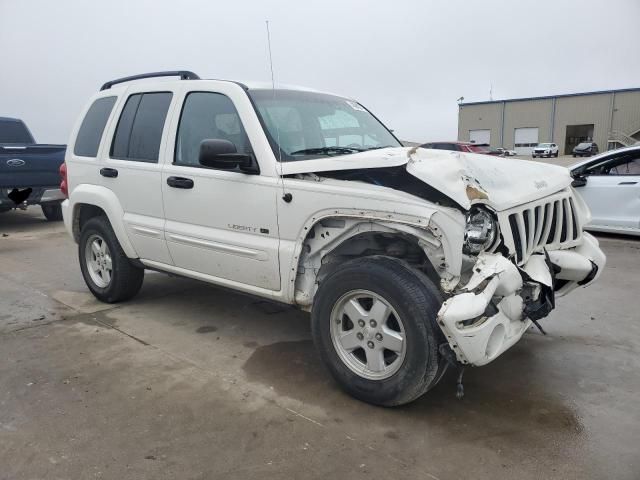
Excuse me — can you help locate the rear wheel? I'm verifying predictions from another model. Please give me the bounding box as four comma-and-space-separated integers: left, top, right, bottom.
311, 256, 446, 406
41, 203, 62, 221
79, 216, 144, 303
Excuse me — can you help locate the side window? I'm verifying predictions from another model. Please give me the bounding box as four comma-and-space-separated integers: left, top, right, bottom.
110, 92, 172, 162
606, 155, 640, 175
74, 96, 117, 157
175, 92, 252, 167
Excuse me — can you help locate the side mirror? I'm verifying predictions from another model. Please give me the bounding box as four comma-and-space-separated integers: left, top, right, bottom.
571, 172, 587, 187
199, 139, 259, 174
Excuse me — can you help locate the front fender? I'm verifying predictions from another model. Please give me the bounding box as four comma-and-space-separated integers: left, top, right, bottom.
67, 184, 138, 258
285, 206, 465, 305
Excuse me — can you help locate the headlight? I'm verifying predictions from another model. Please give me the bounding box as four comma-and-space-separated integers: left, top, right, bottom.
464, 207, 497, 254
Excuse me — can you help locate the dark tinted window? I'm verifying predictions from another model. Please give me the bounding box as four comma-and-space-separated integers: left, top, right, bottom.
110, 92, 172, 162
175, 92, 252, 167
0, 119, 34, 144
433, 143, 454, 150
73, 97, 117, 157
111, 94, 141, 158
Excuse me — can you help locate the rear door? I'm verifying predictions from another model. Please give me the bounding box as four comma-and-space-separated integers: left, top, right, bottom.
576, 151, 640, 231
99, 87, 174, 263
160, 84, 281, 291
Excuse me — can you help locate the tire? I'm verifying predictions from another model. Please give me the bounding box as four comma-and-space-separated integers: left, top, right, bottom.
573, 154, 577, 157
532, 155, 536, 158
554, 152, 559, 158
311, 256, 446, 406
79, 216, 144, 303
41, 203, 62, 221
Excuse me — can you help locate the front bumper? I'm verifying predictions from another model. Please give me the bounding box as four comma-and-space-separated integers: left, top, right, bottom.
437, 232, 605, 366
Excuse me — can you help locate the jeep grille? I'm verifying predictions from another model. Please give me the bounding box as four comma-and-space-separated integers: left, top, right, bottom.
499, 190, 582, 265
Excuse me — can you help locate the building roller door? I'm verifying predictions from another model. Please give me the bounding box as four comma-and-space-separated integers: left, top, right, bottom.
514, 127, 539, 155
469, 129, 491, 145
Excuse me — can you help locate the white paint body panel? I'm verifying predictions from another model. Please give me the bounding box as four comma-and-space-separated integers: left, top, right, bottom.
570, 146, 640, 235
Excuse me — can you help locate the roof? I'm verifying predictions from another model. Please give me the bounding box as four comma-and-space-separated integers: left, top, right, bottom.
0, 116, 21, 122
460, 86, 640, 107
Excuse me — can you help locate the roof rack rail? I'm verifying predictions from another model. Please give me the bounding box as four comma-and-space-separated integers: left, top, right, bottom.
100, 71, 200, 91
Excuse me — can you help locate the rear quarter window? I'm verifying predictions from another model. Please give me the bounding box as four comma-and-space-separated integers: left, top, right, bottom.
73, 97, 117, 157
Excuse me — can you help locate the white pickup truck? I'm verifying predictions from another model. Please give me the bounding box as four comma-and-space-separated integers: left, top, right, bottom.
61, 71, 605, 406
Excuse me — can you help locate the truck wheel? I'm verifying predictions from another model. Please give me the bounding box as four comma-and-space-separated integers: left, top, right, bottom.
41, 203, 62, 221
554, 151, 559, 157
79, 216, 144, 303
311, 256, 445, 406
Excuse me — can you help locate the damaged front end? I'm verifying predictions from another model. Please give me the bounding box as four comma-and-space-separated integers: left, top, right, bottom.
438, 231, 604, 367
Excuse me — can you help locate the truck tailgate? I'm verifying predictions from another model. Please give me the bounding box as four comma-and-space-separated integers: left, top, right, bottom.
0, 144, 66, 188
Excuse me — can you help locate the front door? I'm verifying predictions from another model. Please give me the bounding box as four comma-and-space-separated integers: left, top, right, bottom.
161, 89, 281, 291
577, 151, 640, 230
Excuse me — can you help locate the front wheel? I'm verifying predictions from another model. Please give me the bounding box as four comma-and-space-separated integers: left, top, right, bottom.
311, 256, 446, 406
41, 203, 62, 221
79, 216, 144, 303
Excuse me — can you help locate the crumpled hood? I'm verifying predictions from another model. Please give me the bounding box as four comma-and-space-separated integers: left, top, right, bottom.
280, 147, 572, 211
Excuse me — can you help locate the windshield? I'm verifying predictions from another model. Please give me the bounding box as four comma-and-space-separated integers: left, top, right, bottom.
248, 89, 401, 161
577, 143, 591, 148
538, 143, 552, 148
0, 119, 35, 144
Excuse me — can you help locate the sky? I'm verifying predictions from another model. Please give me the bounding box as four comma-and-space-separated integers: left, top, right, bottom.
2, 0, 640, 144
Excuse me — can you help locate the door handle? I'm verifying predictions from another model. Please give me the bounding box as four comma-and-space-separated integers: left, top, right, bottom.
618, 181, 638, 185
167, 176, 194, 189
100, 167, 118, 178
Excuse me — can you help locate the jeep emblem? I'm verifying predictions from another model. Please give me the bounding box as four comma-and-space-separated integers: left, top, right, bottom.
6, 158, 25, 167
534, 180, 548, 189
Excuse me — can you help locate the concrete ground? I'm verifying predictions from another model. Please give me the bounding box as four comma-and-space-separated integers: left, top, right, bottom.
513, 154, 581, 168
1, 208, 638, 480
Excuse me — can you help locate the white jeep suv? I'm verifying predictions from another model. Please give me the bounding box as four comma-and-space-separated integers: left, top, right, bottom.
61, 71, 605, 406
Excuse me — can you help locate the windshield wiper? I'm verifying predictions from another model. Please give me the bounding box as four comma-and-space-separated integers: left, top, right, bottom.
363, 145, 395, 151
290, 146, 363, 156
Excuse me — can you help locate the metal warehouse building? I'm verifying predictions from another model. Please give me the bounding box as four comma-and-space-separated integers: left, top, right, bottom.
458, 87, 640, 156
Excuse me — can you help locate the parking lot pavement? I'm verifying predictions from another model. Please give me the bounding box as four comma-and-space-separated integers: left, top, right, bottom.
515, 155, 579, 167
1, 208, 638, 480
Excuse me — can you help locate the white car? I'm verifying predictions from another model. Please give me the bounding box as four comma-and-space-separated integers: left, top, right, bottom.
496, 147, 517, 157
60, 71, 605, 406
532, 143, 559, 158
570, 146, 640, 236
